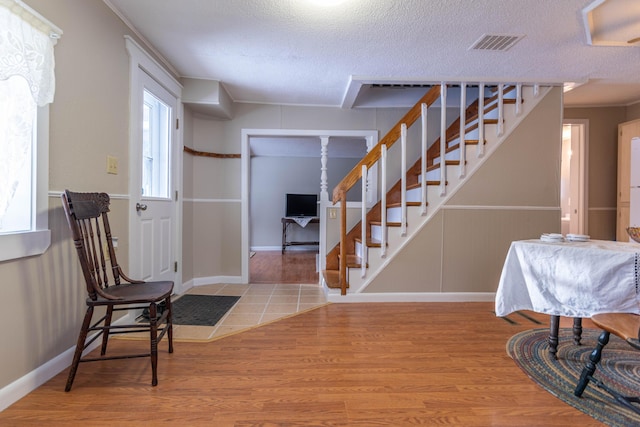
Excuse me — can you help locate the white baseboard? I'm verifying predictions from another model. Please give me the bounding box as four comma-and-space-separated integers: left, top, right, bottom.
250, 246, 281, 251
192, 275, 244, 286
251, 246, 319, 252
0, 313, 135, 412
325, 291, 496, 304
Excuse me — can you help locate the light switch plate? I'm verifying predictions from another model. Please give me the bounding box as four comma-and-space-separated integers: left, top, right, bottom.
107, 155, 118, 174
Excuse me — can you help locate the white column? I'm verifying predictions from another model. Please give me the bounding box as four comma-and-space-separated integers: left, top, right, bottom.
320, 136, 329, 201
459, 82, 466, 178
477, 83, 485, 158
497, 83, 504, 136
401, 123, 407, 236
440, 82, 447, 196
380, 144, 387, 258
420, 103, 428, 215
361, 164, 367, 278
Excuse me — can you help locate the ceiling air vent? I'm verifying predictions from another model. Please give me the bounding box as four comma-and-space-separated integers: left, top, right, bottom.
470, 34, 524, 51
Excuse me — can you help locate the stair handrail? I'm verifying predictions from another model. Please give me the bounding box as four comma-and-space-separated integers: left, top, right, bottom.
332, 85, 442, 203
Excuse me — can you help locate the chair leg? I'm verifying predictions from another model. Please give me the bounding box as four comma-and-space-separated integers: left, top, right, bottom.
149, 303, 159, 386
575, 330, 610, 397
65, 306, 94, 392
165, 296, 173, 354
100, 305, 114, 355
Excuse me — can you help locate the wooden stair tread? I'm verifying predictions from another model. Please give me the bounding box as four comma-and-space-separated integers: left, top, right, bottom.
446, 139, 486, 152
387, 201, 421, 208
322, 269, 346, 289
369, 220, 402, 227
355, 236, 383, 248
427, 160, 460, 172
408, 181, 440, 188
338, 254, 365, 268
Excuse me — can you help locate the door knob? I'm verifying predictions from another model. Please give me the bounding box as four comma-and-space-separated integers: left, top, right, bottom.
136, 202, 148, 212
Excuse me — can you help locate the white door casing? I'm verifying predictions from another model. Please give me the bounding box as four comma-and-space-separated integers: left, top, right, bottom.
562, 120, 589, 235
126, 37, 183, 287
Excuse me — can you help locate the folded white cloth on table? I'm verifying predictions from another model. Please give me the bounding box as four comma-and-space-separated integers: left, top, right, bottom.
288, 217, 313, 228
495, 239, 640, 318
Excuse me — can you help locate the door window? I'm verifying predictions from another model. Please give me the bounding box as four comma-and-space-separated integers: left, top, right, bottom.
142, 90, 170, 199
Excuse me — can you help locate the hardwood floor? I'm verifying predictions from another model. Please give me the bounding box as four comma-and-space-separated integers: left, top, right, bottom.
250, 250, 319, 284
0, 303, 603, 426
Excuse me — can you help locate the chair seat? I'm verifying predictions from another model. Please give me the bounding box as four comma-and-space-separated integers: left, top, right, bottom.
92, 281, 174, 305
591, 313, 640, 342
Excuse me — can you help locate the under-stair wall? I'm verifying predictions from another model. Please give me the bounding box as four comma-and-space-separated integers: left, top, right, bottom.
325, 86, 563, 302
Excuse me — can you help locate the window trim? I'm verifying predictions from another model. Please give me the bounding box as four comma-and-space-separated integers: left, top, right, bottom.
0, 104, 51, 261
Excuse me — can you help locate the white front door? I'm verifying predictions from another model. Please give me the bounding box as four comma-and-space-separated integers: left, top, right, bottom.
131, 72, 177, 283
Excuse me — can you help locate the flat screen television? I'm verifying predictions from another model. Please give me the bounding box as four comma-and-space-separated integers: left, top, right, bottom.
285, 193, 318, 217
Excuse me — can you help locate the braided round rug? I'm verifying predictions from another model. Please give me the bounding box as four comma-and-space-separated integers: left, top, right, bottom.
507, 328, 640, 427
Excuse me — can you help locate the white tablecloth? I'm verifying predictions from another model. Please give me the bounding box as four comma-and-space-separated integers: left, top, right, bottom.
495, 239, 640, 318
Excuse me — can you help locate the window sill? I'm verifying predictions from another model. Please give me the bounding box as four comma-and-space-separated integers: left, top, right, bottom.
0, 229, 51, 262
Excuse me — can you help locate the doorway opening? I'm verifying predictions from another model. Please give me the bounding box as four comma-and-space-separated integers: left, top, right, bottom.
240, 129, 378, 285
561, 120, 588, 235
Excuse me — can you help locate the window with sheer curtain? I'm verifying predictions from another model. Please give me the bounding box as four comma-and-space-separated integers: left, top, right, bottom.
0, 0, 61, 260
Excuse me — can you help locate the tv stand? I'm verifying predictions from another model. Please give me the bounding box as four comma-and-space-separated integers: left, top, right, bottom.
281, 217, 319, 254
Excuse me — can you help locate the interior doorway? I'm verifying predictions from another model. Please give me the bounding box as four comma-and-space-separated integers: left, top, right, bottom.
560, 120, 588, 235
240, 129, 378, 285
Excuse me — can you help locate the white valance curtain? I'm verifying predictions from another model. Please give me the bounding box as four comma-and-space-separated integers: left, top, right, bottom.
0, 0, 62, 106
0, 0, 61, 231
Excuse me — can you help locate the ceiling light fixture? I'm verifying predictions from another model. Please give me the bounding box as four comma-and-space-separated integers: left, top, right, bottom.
307, 0, 347, 6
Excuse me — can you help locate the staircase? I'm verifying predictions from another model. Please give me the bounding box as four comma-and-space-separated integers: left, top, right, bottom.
322, 82, 551, 296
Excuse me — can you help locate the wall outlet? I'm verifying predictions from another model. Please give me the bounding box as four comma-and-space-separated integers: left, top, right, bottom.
329, 208, 337, 219
107, 155, 118, 174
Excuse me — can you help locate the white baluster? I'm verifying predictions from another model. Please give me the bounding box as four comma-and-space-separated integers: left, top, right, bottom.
534, 83, 540, 97
515, 84, 522, 116
361, 164, 367, 278
478, 83, 485, 158
401, 123, 407, 236
459, 82, 466, 178
497, 83, 504, 136
440, 83, 447, 196
320, 136, 329, 201
381, 144, 387, 258
420, 103, 428, 215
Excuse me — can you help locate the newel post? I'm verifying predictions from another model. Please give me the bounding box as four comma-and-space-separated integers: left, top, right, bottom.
320, 136, 329, 201
339, 191, 348, 295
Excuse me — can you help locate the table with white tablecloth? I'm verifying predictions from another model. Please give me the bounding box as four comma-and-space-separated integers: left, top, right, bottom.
495, 239, 640, 356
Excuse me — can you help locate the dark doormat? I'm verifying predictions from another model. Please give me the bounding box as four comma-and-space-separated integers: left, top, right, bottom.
171, 294, 240, 326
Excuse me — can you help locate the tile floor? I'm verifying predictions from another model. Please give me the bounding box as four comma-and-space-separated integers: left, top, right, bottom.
170, 283, 328, 341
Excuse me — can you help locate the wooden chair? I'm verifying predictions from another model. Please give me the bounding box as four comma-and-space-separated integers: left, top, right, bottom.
574, 313, 640, 414
61, 190, 173, 392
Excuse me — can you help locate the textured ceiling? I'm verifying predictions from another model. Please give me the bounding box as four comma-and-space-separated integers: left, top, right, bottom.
105, 0, 640, 108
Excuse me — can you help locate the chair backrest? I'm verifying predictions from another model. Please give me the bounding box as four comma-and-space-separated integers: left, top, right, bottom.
62, 190, 122, 301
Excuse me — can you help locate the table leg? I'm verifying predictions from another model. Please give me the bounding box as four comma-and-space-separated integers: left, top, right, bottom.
282, 222, 287, 254
549, 315, 559, 359
572, 317, 583, 345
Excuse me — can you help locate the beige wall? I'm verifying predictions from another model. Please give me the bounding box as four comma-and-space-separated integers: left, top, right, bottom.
625, 102, 640, 122
0, 0, 164, 391
564, 106, 626, 240
366, 88, 564, 293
